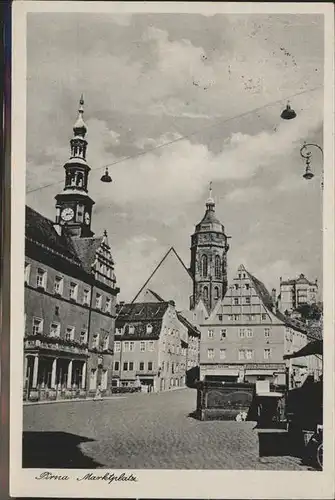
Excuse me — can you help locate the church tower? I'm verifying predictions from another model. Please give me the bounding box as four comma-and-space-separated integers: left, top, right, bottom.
54, 95, 95, 238
190, 183, 230, 313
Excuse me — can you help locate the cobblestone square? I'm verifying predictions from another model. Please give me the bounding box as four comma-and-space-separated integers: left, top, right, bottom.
23, 388, 311, 470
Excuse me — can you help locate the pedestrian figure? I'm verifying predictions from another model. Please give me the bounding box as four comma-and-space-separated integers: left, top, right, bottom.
94, 384, 103, 401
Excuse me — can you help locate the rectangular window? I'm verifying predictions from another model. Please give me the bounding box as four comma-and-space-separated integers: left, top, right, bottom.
148, 362, 153, 371
148, 341, 154, 352
208, 329, 214, 339
83, 289, 91, 306
234, 298, 239, 305
114, 361, 119, 371
105, 297, 112, 314
245, 297, 251, 305
245, 283, 250, 290
220, 329, 227, 340
25, 263, 31, 284
32, 317, 43, 335
92, 333, 99, 349
124, 341, 129, 352
69, 282, 78, 301
36, 268, 47, 289
228, 315, 233, 321
238, 349, 245, 360
234, 314, 240, 321
114, 341, 121, 352
54, 276, 64, 295
80, 330, 88, 344
264, 348, 271, 359
246, 328, 253, 338
246, 349, 254, 360
103, 336, 109, 351
264, 328, 270, 337
220, 349, 226, 359
139, 362, 144, 371
239, 328, 245, 338
140, 341, 146, 352
261, 313, 267, 321
129, 341, 135, 352
207, 348, 214, 359
65, 326, 75, 341
218, 314, 223, 321
49, 322, 60, 337
129, 362, 134, 371
123, 362, 128, 371
95, 293, 102, 309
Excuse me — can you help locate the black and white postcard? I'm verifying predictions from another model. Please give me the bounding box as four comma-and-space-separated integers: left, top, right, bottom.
9, 1, 334, 498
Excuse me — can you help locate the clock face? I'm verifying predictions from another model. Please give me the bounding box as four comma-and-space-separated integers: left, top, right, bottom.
60, 207, 74, 221
84, 212, 91, 225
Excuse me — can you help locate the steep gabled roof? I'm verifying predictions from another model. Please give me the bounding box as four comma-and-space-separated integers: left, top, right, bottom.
71, 237, 103, 273
116, 301, 169, 322
177, 312, 201, 338
25, 206, 81, 264
115, 301, 170, 340
245, 269, 274, 312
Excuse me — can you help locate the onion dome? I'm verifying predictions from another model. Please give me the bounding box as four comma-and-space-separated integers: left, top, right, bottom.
73, 94, 87, 137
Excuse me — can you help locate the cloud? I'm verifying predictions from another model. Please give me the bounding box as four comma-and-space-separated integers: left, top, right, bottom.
25, 13, 324, 302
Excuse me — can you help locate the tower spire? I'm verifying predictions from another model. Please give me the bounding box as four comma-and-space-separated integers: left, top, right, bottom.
73, 94, 87, 139
206, 181, 215, 210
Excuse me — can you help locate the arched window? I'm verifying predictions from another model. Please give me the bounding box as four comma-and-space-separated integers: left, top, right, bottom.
214, 286, 219, 300
203, 286, 209, 301
76, 172, 83, 187
201, 255, 208, 278
215, 255, 221, 278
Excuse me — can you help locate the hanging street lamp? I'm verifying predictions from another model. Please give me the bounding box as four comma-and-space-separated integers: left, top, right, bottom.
280, 101, 297, 120
300, 142, 324, 189
100, 167, 112, 183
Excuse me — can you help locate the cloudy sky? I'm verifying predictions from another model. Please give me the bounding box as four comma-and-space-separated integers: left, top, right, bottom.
26, 12, 324, 301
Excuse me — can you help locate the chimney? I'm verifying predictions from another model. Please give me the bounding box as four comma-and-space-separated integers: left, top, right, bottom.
271, 288, 276, 304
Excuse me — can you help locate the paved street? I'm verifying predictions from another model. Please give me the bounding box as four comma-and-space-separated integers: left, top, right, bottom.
23, 388, 311, 470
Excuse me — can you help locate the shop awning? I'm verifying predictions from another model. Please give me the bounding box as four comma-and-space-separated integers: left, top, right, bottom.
245, 369, 276, 375
283, 339, 323, 360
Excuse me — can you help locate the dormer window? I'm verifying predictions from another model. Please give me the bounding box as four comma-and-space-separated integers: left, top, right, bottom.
146, 324, 153, 334
129, 325, 135, 335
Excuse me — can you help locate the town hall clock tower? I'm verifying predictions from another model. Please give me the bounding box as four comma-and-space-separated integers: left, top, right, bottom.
55, 95, 95, 238
190, 184, 230, 313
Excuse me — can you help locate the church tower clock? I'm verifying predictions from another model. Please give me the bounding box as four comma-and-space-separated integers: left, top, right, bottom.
54, 95, 95, 238
190, 183, 230, 313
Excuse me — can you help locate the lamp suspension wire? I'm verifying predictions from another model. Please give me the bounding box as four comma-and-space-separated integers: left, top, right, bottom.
26, 84, 322, 195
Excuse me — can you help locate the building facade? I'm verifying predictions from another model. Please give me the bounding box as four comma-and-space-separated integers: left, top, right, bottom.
278, 273, 318, 314
112, 298, 200, 392
24, 98, 119, 401
190, 184, 230, 314
199, 264, 314, 388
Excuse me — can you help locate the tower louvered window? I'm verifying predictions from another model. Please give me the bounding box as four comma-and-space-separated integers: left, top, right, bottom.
215, 255, 221, 278
201, 255, 208, 278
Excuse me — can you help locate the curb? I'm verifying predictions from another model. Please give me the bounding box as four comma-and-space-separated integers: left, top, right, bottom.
23, 396, 127, 406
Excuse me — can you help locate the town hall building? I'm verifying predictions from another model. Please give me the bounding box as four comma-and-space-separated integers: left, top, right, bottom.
24, 97, 119, 401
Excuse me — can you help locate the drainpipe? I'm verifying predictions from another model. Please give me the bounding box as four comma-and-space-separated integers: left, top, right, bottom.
85, 281, 94, 398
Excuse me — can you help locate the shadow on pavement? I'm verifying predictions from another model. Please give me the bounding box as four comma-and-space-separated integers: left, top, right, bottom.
22, 431, 102, 468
